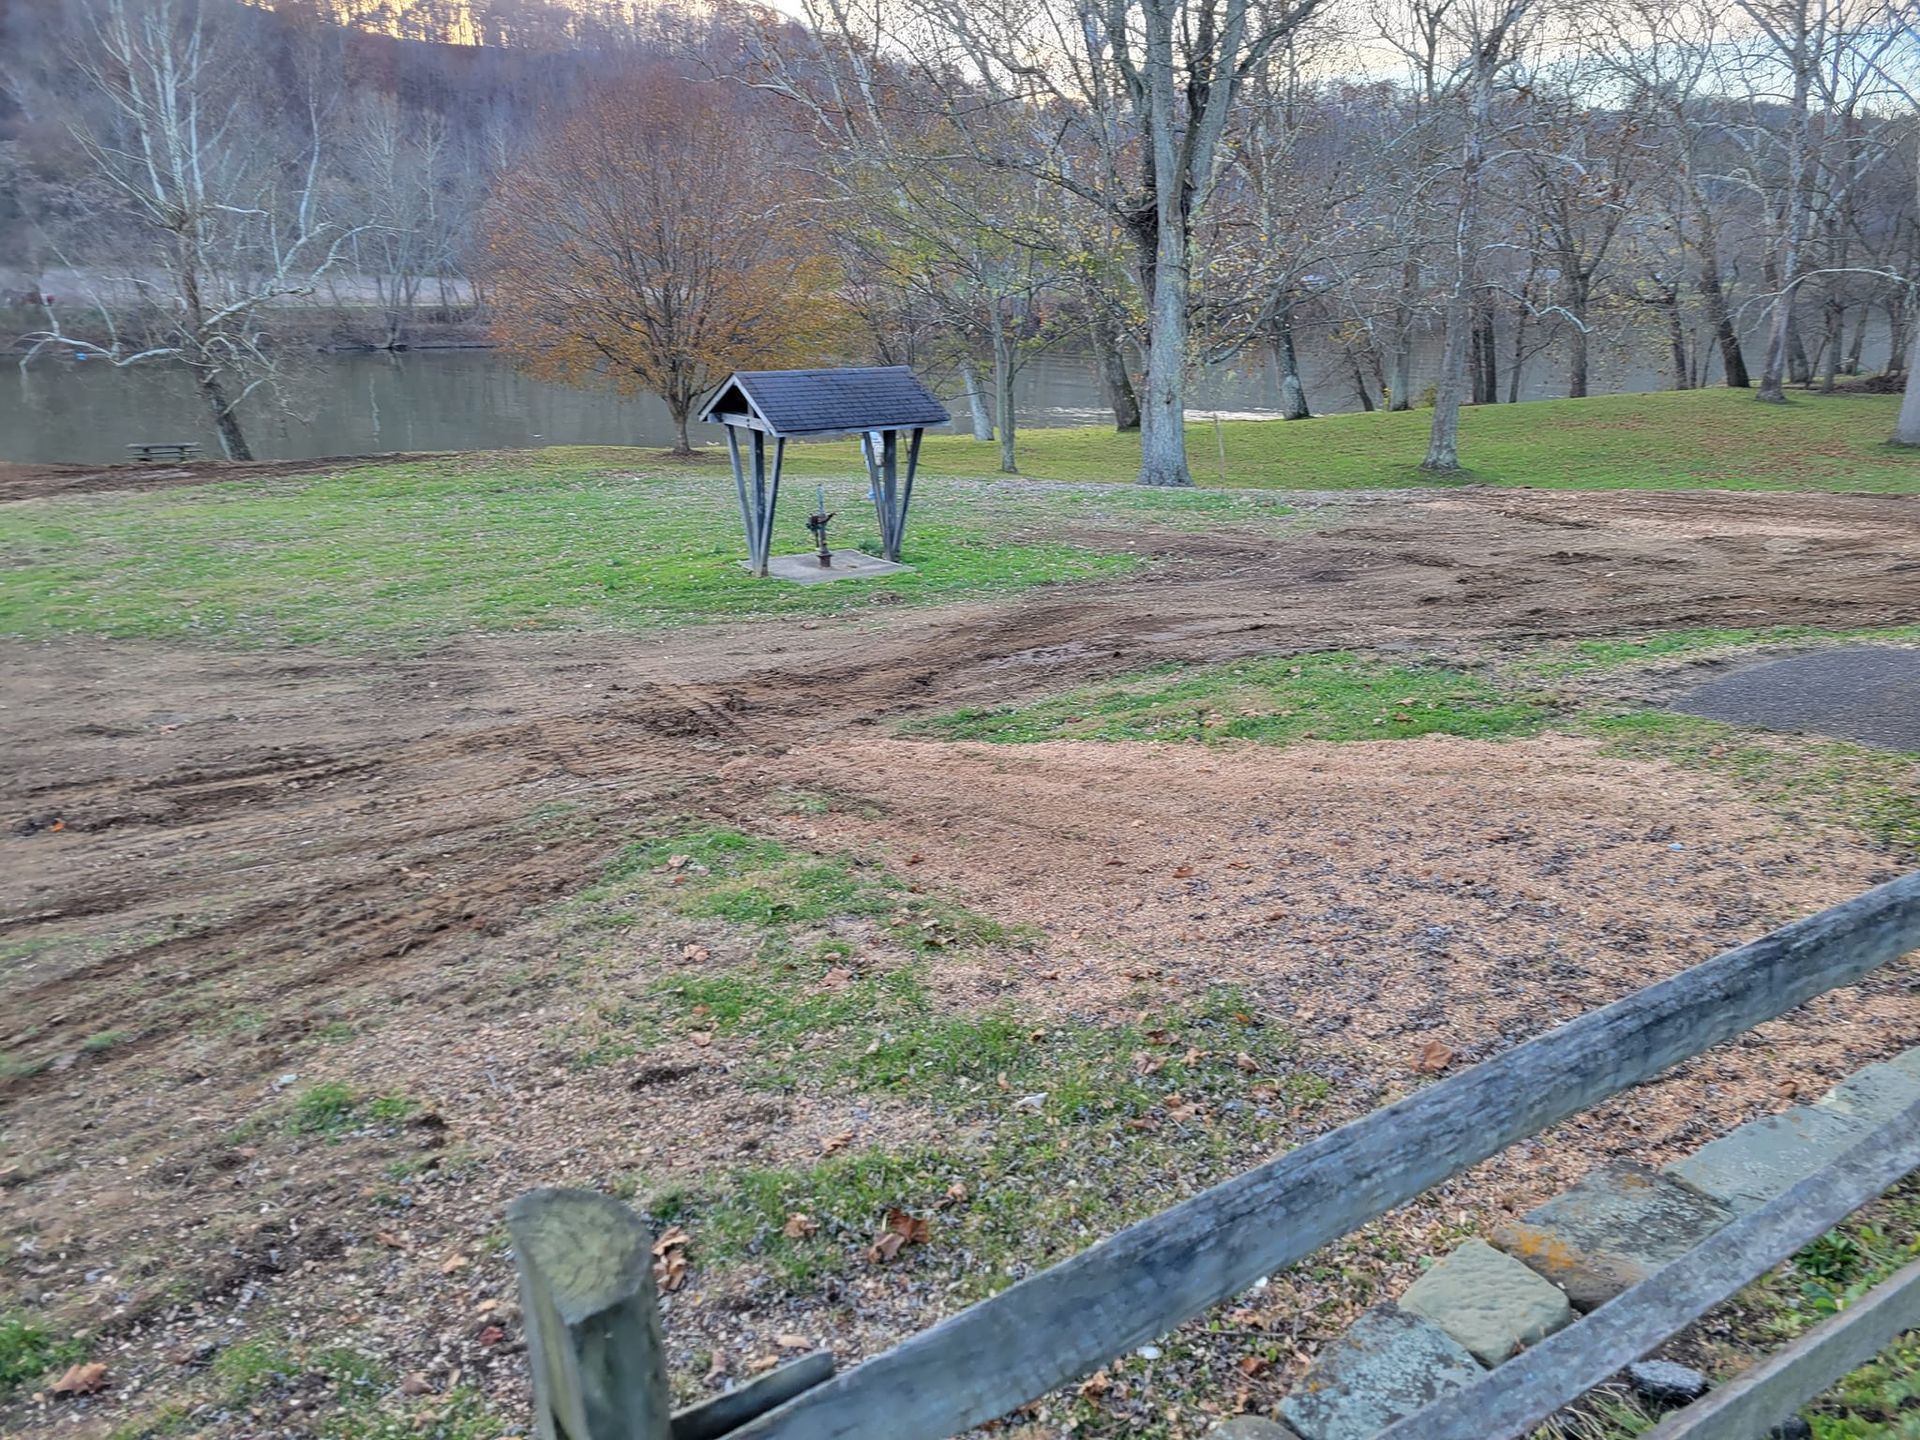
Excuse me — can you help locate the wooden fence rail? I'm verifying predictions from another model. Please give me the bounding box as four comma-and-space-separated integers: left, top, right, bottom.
509, 869, 1920, 1440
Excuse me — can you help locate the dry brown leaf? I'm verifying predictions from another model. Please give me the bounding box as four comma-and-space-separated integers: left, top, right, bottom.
1134, 1052, 1166, 1077
885, 1208, 931, 1244
1183, 1046, 1206, 1066
682, 943, 711, 962
1238, 1355, 1270, 1378
1415, 1039, 1456, 1074
820, 967, 852, 990
666, 854, 690, 870
821, 1130, 853, 1155
51, 1363, 108, 1396
782, 1213, 819, 1239
1079, 1370, 1112, 1399
1172, 864, 1196, 879
775, 1333, 811, 1351
374, 1230, 409, 1250
478, 1325, 506, 1347
653, 1252, 688, 1292
439, 1253, 470, 1275
749, 1353, 781, 1374
864, 1231, 906, 1264
688, 1030, 713, 1048
1234, 1052, 1261, 1074
945, 1181, 969, 1204
651, 1226, 690, 1257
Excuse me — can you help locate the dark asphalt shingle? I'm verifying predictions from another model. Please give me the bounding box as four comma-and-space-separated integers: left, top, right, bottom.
699, 367, 950, 438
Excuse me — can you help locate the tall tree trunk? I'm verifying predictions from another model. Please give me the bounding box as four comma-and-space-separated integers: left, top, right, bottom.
959, 356, 993, 441
990, 324, 1018, 474
668, 399, 692, 457
1475, 301, 1497, 404
1787, 317, 1812, 386
1272, 304, 1310, 420
1663, 291, 1691, 389
1566, 282, 1590, 399
1844, 304, 1867, 376
1758, 55, 1812, 404
1089, 309, 1141, 431
1507, 295, 1529, 404
1696, 217, 1749, 388
1349, 351, 1376, 412
1898, 327, 1920, 445
1389, 255, 1418, 410
1890, 294, 1910, 377
198, 370, 253, 461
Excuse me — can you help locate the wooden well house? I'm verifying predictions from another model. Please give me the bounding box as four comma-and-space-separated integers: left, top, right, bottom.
698, 367, 950, 577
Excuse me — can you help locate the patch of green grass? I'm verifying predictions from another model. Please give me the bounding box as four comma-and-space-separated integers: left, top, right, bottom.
909, 652, 1553, 746
1514, 624, 1920, 678
1583, 711, 1920, 860
776, 389, 1920, 492
0, 453, 1135, 650
287, 1082, 418, 1137
81, 1028, 131, 1053
0, 1311, 83, 1394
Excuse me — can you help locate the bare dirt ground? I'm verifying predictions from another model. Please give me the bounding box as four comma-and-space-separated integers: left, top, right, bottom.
4, 481, 1920, 1437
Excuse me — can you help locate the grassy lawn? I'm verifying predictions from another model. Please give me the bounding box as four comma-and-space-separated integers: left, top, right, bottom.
0, 452, 1172, 648
779, 389, 1920, 492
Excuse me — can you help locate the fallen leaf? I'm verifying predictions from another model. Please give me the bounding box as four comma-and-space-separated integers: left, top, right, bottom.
1183, 1046, 1206, 1066
821, 1130, 853, 1155
1144, 1028, 1173, 1046
944, 1181, 969, 1204
440, 1253, 470, 1275
688, 1031, 713, 1048
782, 1213, 819, 1239
1172, 864, 1195, 879
885, 1208, 931, 1244
374, 1231, 408, 1250
819, 967, 852, 989
864, 1231, 906, 1264
1134, 1052, 1166, 1076
682, 943, 711, 962
651, 1226, 690, 1257
1238, 1355, 1270, 1377
775, 1333, 811, 1351
400, 1373, 433, 1397
1235, 1052, 1261, 1074
1079, 1370, 1112, 1400
478, 1325, 505, 1347
51, 1362, 108, 1396
667, 854, 690, 870
1415, 1039, 1456, 1074
654, 1252, 688, 1292
749, 1354, 780, 1374
704, 1352, 727, 1382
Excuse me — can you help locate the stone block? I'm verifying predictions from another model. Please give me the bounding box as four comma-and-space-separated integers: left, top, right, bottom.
1883, 1045, 1920, 1084
1209, 1418, 1305, 1439
1665, 1105, 1868, 1214
1492, 1161, 1733, 1311
1277, 1304, 1483, 1440
1398, 1239, 1573, 1365
1817, 1062, 1920, 1124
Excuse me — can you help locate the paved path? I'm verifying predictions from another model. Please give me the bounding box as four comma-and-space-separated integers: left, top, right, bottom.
1669, 646, 1920, 751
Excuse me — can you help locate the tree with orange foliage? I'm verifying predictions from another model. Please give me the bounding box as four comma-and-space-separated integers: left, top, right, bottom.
480, 80, 848, 454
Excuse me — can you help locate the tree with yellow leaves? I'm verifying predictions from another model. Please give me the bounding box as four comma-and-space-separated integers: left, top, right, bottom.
481, 81, 849, 454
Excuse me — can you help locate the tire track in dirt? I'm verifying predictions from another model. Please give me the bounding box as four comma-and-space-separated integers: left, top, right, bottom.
4, 487, 1918, 1078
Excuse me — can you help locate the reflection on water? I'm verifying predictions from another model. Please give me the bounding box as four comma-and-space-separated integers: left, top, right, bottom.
0, 324, 1811, 466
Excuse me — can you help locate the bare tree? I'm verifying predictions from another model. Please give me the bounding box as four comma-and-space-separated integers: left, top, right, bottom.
11, 0, 365, 458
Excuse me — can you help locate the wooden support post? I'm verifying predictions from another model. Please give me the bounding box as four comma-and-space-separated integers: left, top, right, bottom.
1640, 1256, 1920, 1440
750, 430, 770, 577
508, 1187, 672, 1440
879, 430, 900, 562
726, 427, 753, 567
897, 427, 923, 543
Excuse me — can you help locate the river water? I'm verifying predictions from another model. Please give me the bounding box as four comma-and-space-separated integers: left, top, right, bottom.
0, 321, 1851, 465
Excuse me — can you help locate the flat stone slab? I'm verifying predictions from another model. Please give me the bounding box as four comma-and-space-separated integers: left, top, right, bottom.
1887, 1046, 1920, 1083
1817, 1061, 1920, 1123
1209, 1418, 1304, 1439
759, 552, 912, 585
1278, 1304, 1483, 1440
1492, 1160, 1733, 1312
1399, 1238, 1573, 1364
1666, 646, 1920, 751
1665, 1105, 1869, 1214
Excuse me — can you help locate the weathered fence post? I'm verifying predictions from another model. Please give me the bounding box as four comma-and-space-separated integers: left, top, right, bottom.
508, 1187, 672, 1440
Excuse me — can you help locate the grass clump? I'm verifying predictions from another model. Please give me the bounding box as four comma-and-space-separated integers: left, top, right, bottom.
1513, 624, 1920, 678
0, 1312, 83, 1394
287, 1082, 418, 1137
1584, 712, 1920, 861
910, 652, 1551, 746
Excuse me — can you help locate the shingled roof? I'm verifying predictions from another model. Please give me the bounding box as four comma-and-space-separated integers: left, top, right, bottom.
698, 367, 951, 438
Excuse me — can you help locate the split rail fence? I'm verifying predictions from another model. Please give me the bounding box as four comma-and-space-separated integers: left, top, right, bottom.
508, 870, 1920, 1440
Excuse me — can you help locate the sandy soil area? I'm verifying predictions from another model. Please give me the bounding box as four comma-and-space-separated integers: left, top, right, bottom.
4, 482, 1920, 1436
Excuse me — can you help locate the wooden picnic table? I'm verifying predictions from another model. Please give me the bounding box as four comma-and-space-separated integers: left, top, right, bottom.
128, 442, 200, 463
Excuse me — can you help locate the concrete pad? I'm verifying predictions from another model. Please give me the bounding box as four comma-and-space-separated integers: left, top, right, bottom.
758, 552, 911, 585
1887, 1046, 1920, 1084
1398, 1238, 1573, 1364
1666, 646, 1920, 751
1278, 1304, 1483, 1440
1817, 1062, 1920, 1124
1492, 1160, 1733, 1312
1664, 1105, 1869, 1214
